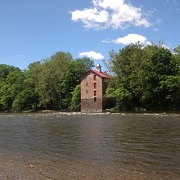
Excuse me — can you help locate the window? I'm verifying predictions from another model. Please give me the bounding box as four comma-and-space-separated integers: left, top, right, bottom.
86, 90, 88, 94
86, 82, 88, 87
93, 75, 96, 80
94, 91, 96, 96
94, 82, 96, 89
94, 97, 96, 102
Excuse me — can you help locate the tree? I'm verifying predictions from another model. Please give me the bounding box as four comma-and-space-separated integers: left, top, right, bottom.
158, 76, 180, 109
106, 43, 180, 111
70, 85, 81, 111
0, 65, 36, 111
11, 70, 38, 112
34, 52, 72, 110
107, 43, 150, 110
61, 58, 94, 109
0, 67, 23, 111
174, 45, 180, 54
0, 64, 21, 109
27, 52, 94, 111
106, 83, 132, 111
75, 57, 94, 77
0, 64, 20, 81
144, 45, 179, 109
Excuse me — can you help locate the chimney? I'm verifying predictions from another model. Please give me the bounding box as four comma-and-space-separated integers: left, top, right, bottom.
96, 63, 102, 72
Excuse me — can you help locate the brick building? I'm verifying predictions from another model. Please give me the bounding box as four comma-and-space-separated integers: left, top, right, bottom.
81, 64, 110, 112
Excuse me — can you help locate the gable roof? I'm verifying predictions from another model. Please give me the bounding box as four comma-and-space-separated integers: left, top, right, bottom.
91, 70, 110, 78
81, 69, 110, 80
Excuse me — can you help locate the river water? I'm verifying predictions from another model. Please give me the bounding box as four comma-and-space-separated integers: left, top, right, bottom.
0, 113, 179, 179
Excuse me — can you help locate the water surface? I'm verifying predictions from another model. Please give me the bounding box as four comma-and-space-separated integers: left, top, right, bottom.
0, 113, 179, 179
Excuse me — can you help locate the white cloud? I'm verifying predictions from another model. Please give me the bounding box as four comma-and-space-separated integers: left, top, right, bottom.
70, 0, 152, 30
79, 51, 104, 60
156, 18, 162, 25
164, 0, 177, 6
71, 8, 109, 29
159, 43, 170, 50
102, 39, 111, 43
109, 33, 151, 45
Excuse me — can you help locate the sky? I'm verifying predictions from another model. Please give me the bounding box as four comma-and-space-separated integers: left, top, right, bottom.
0, 0, 180, 70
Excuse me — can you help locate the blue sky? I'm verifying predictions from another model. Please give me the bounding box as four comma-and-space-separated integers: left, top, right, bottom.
0, 0, 180, 70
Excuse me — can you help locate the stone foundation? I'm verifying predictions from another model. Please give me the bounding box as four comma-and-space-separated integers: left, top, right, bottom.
81, 98, 103, 112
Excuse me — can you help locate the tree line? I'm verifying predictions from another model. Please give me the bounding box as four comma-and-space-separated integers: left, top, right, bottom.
105, 43, 180, 111
0, 44, 179, 112
0, 52, 94, 112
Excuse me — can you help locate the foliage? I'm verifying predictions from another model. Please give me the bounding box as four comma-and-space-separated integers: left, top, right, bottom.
0, 44, 179, 112
0, 52, 94, 112
106, 83, 132, 111
70, 85, 81, 111
0, 66, 37, 111
174, 45, 180, 54
106, 43, 180, 111
61, 58, 94, 109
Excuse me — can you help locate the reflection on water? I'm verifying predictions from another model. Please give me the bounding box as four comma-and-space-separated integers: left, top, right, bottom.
0, 113, 180, 177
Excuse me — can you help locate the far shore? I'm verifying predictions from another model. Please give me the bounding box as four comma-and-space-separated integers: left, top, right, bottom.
0, 110, 180, 115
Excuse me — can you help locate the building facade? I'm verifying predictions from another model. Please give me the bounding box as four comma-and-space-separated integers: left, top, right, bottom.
81, 64, 109, 112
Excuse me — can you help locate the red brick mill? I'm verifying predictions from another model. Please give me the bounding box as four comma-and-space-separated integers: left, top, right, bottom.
81, 64, 110, 112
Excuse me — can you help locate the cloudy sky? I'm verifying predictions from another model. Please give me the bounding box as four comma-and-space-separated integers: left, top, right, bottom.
0, 0, 180, 69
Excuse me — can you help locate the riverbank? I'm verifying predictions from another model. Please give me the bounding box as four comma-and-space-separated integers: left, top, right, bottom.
1, 150, 179, 180
1, 109, 180, 116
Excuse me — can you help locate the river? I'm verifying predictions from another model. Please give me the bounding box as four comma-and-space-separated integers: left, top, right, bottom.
0, 112, 179, 179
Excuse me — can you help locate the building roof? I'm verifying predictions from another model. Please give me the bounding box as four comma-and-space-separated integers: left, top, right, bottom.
81, 69, 110, 80
91, 70, 110, 78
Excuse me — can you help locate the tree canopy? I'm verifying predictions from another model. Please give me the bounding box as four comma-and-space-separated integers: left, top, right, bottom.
0, 44, 179, 112
0, 52, 94, 112
105, 44, 180, 111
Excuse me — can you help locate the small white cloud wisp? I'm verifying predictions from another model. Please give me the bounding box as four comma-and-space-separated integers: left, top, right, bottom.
102, 33, 151, 45
112, 34, 151, 45
102, 33, 171, 49
79, 51, 104, 60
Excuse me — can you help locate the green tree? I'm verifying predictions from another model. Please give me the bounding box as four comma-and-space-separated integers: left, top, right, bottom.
11, 70, 38, 112
0, 67, 23, 111
70, 85, 81, 111
145, 45, 179, 109
33, 52, 72, 110
30, 52, 72, 110
27, 53, 94, 111
106, 82, 132, 111
0, 66, 36, 111
61, 58, 94, 109
0, 64, 21, 109
106, 43, 180, 111
158, 76, 180, 109
107, 43, 150, 110
174, 45, 180, 54
0, 64, 20, 81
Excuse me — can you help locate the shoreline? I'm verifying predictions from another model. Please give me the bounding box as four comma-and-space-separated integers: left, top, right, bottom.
0, 149, 179, 180
0, 110, 180, 116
